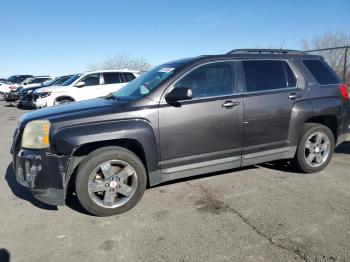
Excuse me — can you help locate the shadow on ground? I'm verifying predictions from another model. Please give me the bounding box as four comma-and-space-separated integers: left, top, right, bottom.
0, 249, 10, 262
5, 163, 93, 215
153, 165, 259, 188
5, 164, 57, 211
335, 141, 350, 154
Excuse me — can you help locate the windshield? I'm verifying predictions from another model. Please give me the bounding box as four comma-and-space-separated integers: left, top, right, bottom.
7, 76, 24, 84
42, 78, 57, 86
112, 63, 184, 101
55, 76, 71, 86
60, 74, 81, 86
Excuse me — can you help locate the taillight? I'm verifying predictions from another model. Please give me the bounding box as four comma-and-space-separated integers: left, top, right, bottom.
339, 84, 349, 100
8, 86, 16, 91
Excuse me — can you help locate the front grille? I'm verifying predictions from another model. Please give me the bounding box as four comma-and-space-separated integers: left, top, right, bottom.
32, 93, 39, 102
19, 91, 26, 100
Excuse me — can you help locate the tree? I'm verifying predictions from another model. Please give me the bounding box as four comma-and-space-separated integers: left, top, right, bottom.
301, 31, 350, 81
89, 53, 152, 72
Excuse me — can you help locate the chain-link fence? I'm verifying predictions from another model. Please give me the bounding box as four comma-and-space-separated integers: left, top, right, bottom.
306, 46, 349, 86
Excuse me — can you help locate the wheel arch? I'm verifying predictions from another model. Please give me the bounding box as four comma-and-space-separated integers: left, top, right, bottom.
289, 99, 342, 146
304, 115, 338, 144
52, 119, 161, 195
55, 95, 75, 103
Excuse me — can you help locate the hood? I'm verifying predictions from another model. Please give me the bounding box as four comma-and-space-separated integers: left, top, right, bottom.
22, 83, 42, 90
21, 85, 43, 92
35, 85, 71, 93
19, 97, 123, 127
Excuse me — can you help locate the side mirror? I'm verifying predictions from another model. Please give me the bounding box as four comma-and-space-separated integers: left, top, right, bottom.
76, 81, 85, 88
165, 87, 193, 102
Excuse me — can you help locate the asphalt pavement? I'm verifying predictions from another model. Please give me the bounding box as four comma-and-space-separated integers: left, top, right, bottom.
0, 101, 349, 262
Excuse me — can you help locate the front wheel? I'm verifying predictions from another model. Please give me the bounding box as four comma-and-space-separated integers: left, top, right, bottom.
293, 123, 335, 173
75, 146, 147, 216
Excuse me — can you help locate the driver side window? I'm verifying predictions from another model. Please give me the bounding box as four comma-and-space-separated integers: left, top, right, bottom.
174, 62, 234, 99
80, 74, 100, 87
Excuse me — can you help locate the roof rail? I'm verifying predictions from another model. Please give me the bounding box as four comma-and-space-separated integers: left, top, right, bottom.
226, 49, 305, 55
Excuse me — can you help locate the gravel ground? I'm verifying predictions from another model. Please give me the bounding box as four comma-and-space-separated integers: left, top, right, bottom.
0, 101, 349, 262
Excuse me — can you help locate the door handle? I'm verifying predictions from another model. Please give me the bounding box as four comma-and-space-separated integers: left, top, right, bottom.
288, 93, 302, 99
222, 101, 239, 108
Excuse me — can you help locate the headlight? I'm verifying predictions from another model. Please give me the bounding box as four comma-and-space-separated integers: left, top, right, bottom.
37, 91, 52, 98
22, 120, 51, 149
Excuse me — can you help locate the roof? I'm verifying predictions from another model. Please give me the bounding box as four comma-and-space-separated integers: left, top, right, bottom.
83, 69, 140, 74
160, 49, 322, 68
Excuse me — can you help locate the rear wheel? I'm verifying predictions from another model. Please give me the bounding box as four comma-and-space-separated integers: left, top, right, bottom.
75, 146, 147, 216
293, 123, 334, 173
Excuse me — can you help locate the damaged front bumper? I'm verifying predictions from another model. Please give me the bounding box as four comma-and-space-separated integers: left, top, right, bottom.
13, 149, 70, 206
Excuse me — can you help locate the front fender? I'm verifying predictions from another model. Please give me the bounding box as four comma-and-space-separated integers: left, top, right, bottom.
51, 119, 160, 177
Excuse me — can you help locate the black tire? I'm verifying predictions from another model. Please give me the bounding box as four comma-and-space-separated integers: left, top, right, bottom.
75, 146, 147, 216
293, 123, 335, 173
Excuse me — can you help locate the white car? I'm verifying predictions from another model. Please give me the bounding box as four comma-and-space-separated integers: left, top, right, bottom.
34, 70, 139, 108
0, 81, 16, 100
0, 81, 18, 93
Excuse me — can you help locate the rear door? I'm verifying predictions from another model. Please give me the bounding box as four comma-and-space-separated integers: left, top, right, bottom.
102, 72, 125, 94
241, 59, 305, 165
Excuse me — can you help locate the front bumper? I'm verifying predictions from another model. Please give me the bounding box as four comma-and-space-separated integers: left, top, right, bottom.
34, 97, 48, 108
13, 149, 70, 206
5, 91, 19, 102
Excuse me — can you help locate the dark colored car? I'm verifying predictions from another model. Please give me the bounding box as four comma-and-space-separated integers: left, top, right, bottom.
7, 75, 33, 84
18, 75, 73, 107
11, 49, 349, 216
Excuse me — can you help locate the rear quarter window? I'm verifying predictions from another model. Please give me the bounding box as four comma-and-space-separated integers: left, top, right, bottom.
302, 59, 339, 85
123, 73, 136, 82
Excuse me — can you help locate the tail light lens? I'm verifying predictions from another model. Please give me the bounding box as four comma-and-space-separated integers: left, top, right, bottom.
8, 86, 17, 91
339, 84, 349, 100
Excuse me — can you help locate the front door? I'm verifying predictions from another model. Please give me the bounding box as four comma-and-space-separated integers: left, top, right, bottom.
158, 61, 243, 181
75, 73, 102, 101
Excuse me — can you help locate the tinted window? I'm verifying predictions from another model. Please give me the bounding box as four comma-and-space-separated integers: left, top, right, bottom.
34, 78, 50, 84
174, 62, 233, 99
54, 76, 71, 86
61, 74, 81, 86
103, 73, 122, 84
243, 60, 295, 92
124, 73, 136, 82
80, 74, 100, 86
8, 76, 25, 84
303, 60, 339, 85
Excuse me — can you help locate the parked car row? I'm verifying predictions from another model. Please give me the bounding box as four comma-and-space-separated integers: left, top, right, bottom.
1, 70, 139, 108
0, 75, 52, 100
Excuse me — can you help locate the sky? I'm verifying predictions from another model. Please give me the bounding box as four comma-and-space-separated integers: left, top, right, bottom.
0, 0, 349, 77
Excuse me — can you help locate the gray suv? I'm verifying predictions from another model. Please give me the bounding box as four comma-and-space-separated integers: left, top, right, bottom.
11, 49, 349, 216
